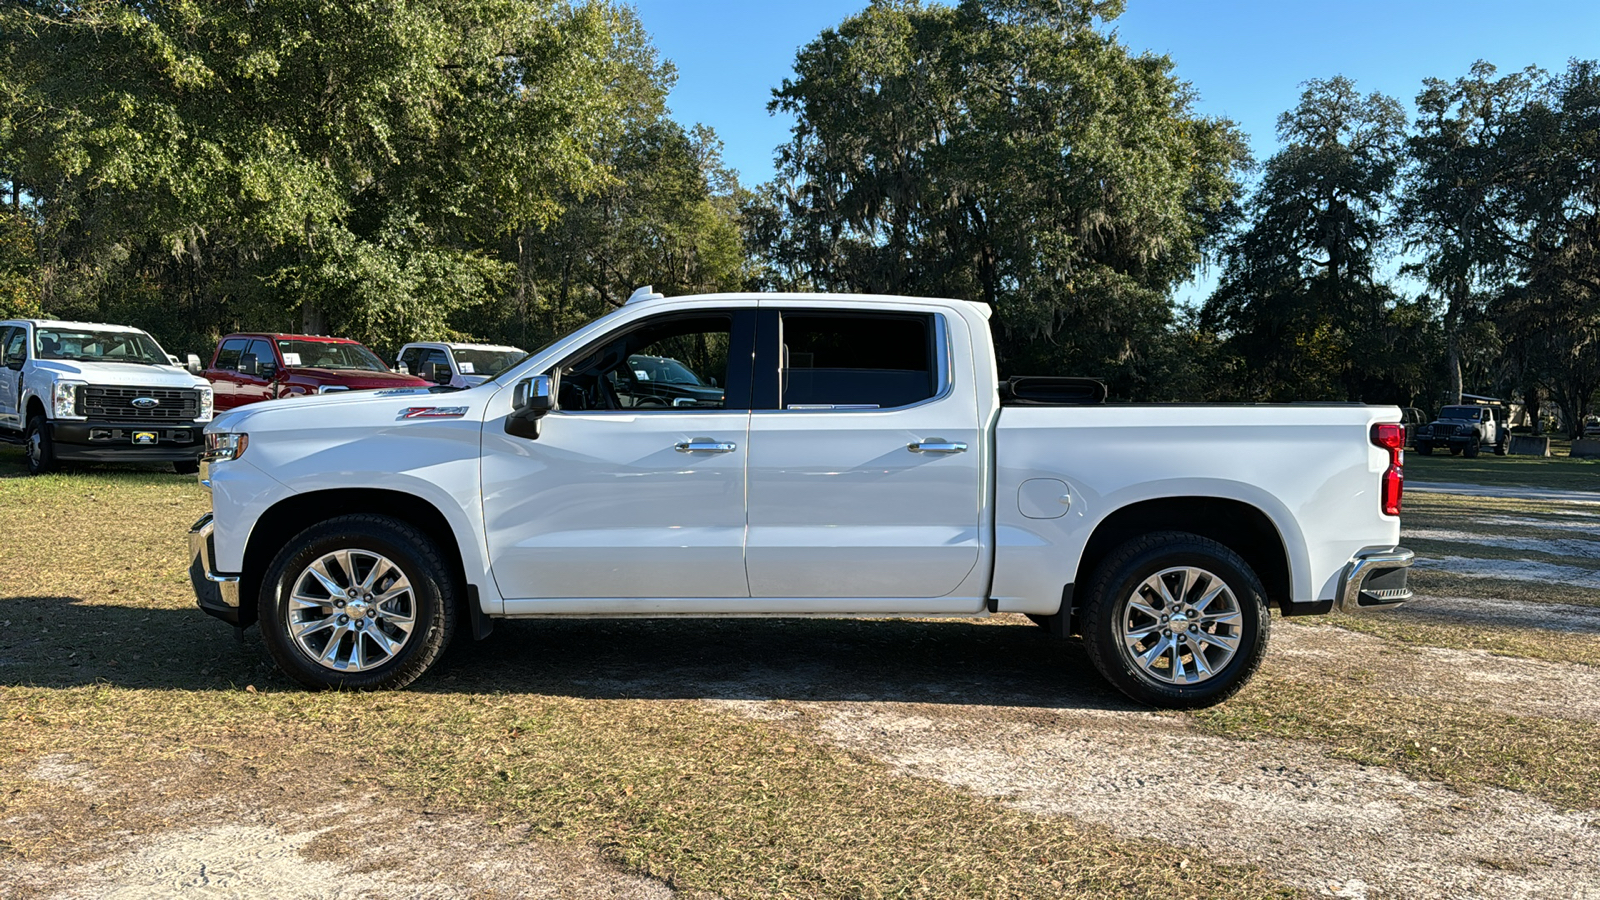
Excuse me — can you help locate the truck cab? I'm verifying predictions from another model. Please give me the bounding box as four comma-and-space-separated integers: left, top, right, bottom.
394, 342, 526, 390
205, 333, 431, 410
0, 318, 214, 475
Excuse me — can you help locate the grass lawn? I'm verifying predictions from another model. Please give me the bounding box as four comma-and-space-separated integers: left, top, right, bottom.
1406, 437, 1600, 492
5, 443, 1600, 897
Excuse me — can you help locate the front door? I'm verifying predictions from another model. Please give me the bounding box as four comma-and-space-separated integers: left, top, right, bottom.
0, 327, 23, 429
482, 309, 756, 600
744, 309, 984, 601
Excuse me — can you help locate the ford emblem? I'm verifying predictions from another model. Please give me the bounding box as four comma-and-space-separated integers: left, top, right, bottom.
132, 397, 160, 409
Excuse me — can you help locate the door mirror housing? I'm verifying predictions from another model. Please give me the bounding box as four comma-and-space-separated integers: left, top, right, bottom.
238, 353, 259, 377
186, 353, 204, 374
506, 374, 554, 439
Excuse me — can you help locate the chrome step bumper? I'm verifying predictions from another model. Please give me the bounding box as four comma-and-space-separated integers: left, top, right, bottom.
1336, 546, 1414, 613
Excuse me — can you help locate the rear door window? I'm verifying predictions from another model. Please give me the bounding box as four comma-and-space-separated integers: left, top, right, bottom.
778, 313, 937, 410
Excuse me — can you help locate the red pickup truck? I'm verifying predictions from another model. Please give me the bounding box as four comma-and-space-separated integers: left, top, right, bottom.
204, 333, 430, 411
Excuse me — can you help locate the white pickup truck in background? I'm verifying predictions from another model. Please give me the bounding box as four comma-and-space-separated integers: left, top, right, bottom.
2, 318, 214, 475
189, 292, 1412, 707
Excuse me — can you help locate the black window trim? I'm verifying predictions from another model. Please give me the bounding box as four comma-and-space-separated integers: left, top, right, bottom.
216, 337, 250, 371
546, 308, 757, 415
755, 308, 952, 413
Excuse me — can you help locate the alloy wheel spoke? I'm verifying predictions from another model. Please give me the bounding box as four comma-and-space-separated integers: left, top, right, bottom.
359, 557, 393, 592
1196, 630, 1239, 652
1201, 610, 1243, 629
350, 632, 366, 670
1128, 598, 1162, 621
1138, 634, 1173, 669
305, 560, 346, 598
319, 624, 347, 665
293, 617, 337, 640
1193, 583, 1227, 614
375, 576, 412, 605
368, 626, 404, 658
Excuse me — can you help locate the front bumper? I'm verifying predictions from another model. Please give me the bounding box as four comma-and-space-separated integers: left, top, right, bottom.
189, 512, 246, 626
1335, 546, 1414, 612
51, 420, 204, 463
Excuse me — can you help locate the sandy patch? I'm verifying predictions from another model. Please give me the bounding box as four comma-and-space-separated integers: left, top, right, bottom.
1406, 528, 1600, 558
1400, 593, 1600, 633
4, 759, 672, 900
1413, 555, 1600, 589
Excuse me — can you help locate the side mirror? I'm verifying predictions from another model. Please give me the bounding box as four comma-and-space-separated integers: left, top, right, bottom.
429, 361, 454, 385
186, 353, 203, 374
708, 376, 718, 388
505, 374, 554, 439
238, 353, 259, 377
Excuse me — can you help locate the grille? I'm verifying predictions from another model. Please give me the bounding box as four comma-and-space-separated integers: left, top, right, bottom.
81, 386, 200, 421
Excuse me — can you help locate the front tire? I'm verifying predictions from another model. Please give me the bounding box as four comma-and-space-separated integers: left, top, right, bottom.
259, 514, 456, 690
24, 413, 55, 476
1416, 441, 1433, 455
174, 459, 200, 475
1082, 532, 1269, 709
1464, 439, 1480, 458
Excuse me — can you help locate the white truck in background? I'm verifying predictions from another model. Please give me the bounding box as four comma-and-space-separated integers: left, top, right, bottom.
189, 292, 1412, 708
394, 341, 527, 390
1, 318, 213, 475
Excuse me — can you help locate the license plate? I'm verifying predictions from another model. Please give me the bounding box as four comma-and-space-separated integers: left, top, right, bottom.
132, 431, 158, 445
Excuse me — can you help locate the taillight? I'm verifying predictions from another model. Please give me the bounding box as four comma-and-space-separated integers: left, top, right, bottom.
1371, 423, 1404, 515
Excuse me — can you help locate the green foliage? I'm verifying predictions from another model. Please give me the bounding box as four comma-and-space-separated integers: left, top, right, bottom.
0, 0, 742, 358
753, 0, 1247, 397
1203, 77, 1434, 403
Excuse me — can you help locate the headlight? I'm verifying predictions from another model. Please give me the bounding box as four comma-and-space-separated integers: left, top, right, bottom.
197, 385, 214, 422
52, 381, 86, 419
202, 432, 249, 462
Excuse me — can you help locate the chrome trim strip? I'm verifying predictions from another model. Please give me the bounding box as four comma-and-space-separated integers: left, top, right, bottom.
1335, 546, 1413, 613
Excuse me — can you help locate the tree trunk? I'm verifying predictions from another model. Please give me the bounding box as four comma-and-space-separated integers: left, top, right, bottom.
302, 300, 327, 335
1523, 386, 1542, 435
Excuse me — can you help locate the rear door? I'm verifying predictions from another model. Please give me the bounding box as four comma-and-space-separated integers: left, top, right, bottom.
743, 306, 985, 603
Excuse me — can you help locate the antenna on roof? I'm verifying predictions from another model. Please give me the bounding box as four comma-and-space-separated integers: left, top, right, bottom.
626, 285, 665, 305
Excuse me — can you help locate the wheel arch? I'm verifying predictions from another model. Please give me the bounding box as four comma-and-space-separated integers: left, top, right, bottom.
240, 488, 476, 633
1070, 496, 1293, 631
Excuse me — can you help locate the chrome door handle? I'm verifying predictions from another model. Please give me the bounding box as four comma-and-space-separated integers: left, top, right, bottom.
908, 439, 968, 454
675, 439, 737, 453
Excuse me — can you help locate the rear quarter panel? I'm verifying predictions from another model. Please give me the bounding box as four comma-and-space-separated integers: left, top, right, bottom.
992, 405, 1402, 613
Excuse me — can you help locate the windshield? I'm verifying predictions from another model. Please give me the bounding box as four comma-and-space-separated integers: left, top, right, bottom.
627, 354, 704, 386
450, 347, 526, 378
1440, 406, 1482, 420
277, 339, 388, 372
36, 328, 169, 365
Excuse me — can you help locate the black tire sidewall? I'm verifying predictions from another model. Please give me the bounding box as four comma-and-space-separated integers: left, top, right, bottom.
25, 413, 54, 475
1083, 532, 1269, 709
259, 515, 454, 690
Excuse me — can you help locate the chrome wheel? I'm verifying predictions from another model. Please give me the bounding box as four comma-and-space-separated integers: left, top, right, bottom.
1121, 566, 1243, 685
286, 549, 416, 672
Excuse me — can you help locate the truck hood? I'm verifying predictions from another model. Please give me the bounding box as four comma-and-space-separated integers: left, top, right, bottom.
288, 368, 432, 390
33, 360, 208, 389
211, 382, 472, 431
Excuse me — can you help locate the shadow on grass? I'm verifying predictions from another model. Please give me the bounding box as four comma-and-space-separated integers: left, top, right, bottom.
0, 594, 1132, 710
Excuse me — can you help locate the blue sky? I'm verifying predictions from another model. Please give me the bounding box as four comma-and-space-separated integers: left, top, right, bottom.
630, 0, 1600, 300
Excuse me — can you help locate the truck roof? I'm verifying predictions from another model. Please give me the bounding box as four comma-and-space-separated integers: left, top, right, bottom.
399, 341, 523, 352
221, 333, 363, 343
2, 319, 154, 333
625, 291, 994, 320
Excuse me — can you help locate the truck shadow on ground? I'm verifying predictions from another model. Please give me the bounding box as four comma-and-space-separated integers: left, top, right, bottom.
0, 594, 1133, 710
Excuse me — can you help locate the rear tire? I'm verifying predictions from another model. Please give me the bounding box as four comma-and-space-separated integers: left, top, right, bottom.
174, 459, 200, 475
1494, 436, 1507, 456
1415, 441, 1432, 456
1082, 532, 1269, 709
259, 514, 456, 690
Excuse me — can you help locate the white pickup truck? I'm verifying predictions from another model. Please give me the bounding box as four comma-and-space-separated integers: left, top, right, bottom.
2, 318, 214, 475
189, 292, 1412, 707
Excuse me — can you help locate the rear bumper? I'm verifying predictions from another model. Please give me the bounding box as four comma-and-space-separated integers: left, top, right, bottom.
189, 512, 246, 626
51, 420, 204, 463
1335, 546, 1413, 612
